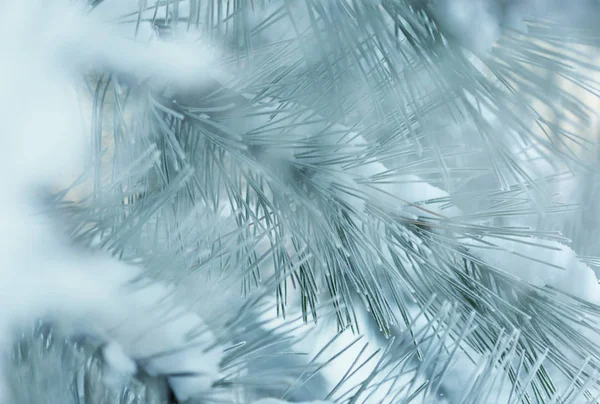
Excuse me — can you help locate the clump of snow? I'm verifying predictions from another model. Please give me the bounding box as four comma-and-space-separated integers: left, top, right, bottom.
139, 311, 223, 401
470, 237, 600, 303
0, 0, 226, 401
433, 0, 599, 53
433, 0, 502, 53
101, 341, 137, 390
257, 305, 429, 404
0, 207, 224, 401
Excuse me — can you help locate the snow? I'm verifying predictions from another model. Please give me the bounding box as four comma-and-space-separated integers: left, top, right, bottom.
433, 0, 599, 52
0, 1, 225, 402
256, 304, 428, 404
433, 0, 502, 53
101, 341, 137, 389
0, 205, 224, 402
470, 236, 600, 303
138, 311, 223, 401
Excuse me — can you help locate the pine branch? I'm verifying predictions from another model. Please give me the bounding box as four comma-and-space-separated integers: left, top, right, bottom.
11, 0, 600, 402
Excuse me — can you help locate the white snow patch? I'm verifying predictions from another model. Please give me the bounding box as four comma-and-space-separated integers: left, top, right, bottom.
258, 306, 426, 404
433, 0, 502, 53
433, 0, 599, 53
0, 1, 226, 401
471, 237, 600, 303
102, 341, 137, 389
140, 312, 223, 401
